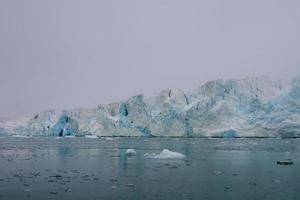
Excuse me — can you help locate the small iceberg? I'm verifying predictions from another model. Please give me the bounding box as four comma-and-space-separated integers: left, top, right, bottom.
126, 149, 137, 156
85, 135, 98, 139
145, 149, 186, 159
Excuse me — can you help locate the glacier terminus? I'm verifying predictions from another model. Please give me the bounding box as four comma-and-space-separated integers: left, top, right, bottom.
1, 77, 300, 138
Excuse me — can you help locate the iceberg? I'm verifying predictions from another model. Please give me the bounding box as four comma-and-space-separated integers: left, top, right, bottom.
125, 149, 137, 156
145, 149, 186, 159
1, 76, 300, 138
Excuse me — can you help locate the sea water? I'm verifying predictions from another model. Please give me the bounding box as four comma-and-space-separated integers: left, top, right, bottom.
0, 137, 299, 200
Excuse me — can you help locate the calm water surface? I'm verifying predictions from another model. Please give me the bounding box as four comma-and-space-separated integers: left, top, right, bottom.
0, 137, 299, 200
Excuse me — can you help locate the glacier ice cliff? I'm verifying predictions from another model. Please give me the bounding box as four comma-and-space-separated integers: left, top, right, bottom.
1, 77, 300, 137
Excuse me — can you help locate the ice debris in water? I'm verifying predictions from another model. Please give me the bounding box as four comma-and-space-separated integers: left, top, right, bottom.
64, 135, 76, 138
11, 135, 31, 138
85, 135, 98, 139
126, 149, 137, 156
145, 149, 186, 159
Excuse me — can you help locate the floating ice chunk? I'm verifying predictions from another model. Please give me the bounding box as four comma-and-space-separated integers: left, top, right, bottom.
274, 179, 281, 183
85, 135, 98, 139
11, 135, 31, 138
126, 149, 137, 156
145, 149, 186, 159
144, 153, 156, 157
214, 171, 223, 175
64, 135, 76, 138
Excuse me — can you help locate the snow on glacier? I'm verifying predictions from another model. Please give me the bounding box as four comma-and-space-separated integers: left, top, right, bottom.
0, 76, 300, 137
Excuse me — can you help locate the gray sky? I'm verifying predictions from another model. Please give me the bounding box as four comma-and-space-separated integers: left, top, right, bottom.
1, 0, 300, 118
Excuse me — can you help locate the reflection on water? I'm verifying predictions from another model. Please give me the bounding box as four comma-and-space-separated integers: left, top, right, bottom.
0, 137, 299, 200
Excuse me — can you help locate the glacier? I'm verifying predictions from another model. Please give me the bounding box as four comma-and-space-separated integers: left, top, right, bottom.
1, 76, 300, 138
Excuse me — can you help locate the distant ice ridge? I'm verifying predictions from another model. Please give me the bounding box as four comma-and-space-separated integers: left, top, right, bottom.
1, 76, 300, 138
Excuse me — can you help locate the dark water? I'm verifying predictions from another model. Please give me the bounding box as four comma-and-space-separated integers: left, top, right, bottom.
0, 137, 300, 200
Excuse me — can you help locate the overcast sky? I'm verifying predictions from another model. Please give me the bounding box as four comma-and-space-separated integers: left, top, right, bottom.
0, 0, 300, 118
